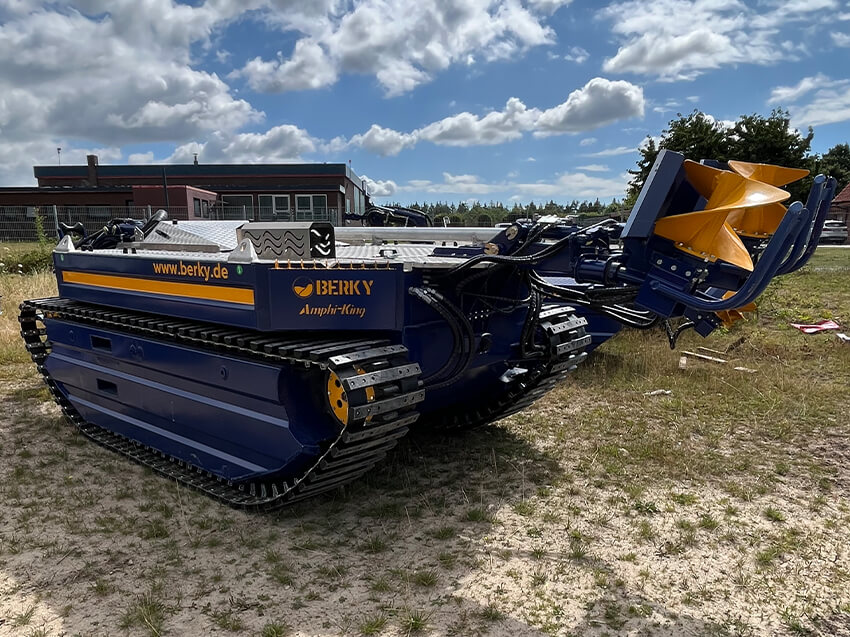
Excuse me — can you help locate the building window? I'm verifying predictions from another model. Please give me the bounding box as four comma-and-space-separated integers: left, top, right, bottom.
221, 195, 253, 220
193, 198, 202, 217
202, 200, 210, 218
294, 194, 328, 221
312, 195, 327, 219
258, 195, 290, 220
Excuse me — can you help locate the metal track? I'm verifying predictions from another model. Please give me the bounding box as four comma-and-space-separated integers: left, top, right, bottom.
424, 305, 590, 430
19, 298, 424, 510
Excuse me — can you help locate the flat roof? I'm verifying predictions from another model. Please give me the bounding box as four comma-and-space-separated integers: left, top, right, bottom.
34, 162, 364, 184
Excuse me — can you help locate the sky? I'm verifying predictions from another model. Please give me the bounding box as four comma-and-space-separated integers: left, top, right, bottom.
0, 0, 848, 205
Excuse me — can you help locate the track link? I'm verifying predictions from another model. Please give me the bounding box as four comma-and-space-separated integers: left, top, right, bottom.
20, 298, 424, 510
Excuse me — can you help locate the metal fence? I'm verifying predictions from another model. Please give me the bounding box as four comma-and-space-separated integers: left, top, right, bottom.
0, 205, 172, 242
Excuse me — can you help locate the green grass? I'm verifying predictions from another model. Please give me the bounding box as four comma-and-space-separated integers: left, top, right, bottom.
12, 605, 36, 627
0, 249, 847, 637
764, 506, 786, 523
358, 613, 388, 635
261, 622, 290, 637
399, 608, 429, 633
509, 250, 850, 494
119, 589, 169, 637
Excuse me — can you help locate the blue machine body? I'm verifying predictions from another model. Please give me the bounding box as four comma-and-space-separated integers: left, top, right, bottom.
21, 151, 836, 508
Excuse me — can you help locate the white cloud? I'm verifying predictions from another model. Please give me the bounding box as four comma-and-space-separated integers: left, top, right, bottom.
651, 97, 682, 115
0, 0, 263, 185
397, 169, 628, 200
582, 145, 638, 157
361, 175, 397, 197
515, 172, 628, 198
236, 40, 338, 92
576, 164, 609, 172
765, 74, 850, 128
579, 137, 597, 146
168, 125, 317, 163
235, 0, 563, 96
417, 98, 541, 146
399, 175, 501, 195
534, 78, 644, 136
832, 32, 850, 46
128, 152, 155, 164
443, 173, 481, 185
563, 46, 589, 63
768, 74, 832, 104
603, 28, 732, 79
347, 79, 644, 156
526, 0, 574, 14
785, 78, 850, 128
348, 125, 417, 156
0, 140, 119, 185
599, 0, 836, 80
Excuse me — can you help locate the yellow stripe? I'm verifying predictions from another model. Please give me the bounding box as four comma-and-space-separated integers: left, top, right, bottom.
62, 271, 255, 306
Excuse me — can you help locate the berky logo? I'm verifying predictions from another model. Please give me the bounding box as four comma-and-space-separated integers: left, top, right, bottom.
292, 276, 373, 297
292, 276, 314, 298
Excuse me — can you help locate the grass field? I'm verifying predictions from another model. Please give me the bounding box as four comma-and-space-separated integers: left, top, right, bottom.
0, 250, 848, 636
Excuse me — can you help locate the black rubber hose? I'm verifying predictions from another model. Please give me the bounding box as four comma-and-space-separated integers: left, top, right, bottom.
520, 286, 545, 359
423, 288, 478, 391
529, 276, 658, 329
443, 218, 621, 280
408, 287, 463, 385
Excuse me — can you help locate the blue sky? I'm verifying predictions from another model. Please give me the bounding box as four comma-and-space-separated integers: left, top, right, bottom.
0, 0, 848, 204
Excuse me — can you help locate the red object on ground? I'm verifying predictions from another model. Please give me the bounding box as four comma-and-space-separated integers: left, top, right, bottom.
790, 319, 841, 334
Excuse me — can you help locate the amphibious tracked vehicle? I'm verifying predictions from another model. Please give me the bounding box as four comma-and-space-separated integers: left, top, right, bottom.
20, 151, 837, 508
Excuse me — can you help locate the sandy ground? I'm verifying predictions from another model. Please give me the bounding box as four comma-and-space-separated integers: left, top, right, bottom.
1, 365, 849, 637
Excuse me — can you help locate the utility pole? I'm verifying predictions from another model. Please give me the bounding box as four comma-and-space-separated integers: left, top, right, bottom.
161, 166, 170, 209
57, 147, 61, 165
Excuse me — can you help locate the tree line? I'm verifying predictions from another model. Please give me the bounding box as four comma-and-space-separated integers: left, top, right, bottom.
626, 108, 850, 205
383, 199, 630, 227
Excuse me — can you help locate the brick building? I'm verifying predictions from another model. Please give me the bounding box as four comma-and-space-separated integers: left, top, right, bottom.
0, 154, 371, 226
828, 181, 850, 232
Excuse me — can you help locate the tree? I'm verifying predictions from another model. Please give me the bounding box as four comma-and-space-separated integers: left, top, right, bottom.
817, 143, 850, 192
626, 110, 730, 205
626, 108, 814, 204
729, 108, 813, 201
730, 109, 812, 167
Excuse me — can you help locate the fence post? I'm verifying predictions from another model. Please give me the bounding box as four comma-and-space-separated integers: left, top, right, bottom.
242, 205, 247, 221
52, 205, 59, 238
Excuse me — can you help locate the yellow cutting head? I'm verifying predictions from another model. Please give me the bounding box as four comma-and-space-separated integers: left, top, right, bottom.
715, 291, 757, 328
727, 160, 809, 187
653, 161, 791, 271
724, 161, 809, 237
726, 202, 788, 238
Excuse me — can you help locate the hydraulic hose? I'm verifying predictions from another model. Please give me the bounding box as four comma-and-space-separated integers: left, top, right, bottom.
409, 287, 477, 389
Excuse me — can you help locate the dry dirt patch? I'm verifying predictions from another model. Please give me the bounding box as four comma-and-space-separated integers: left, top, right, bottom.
1, 368, 849, 636
1, 252, 850, 636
